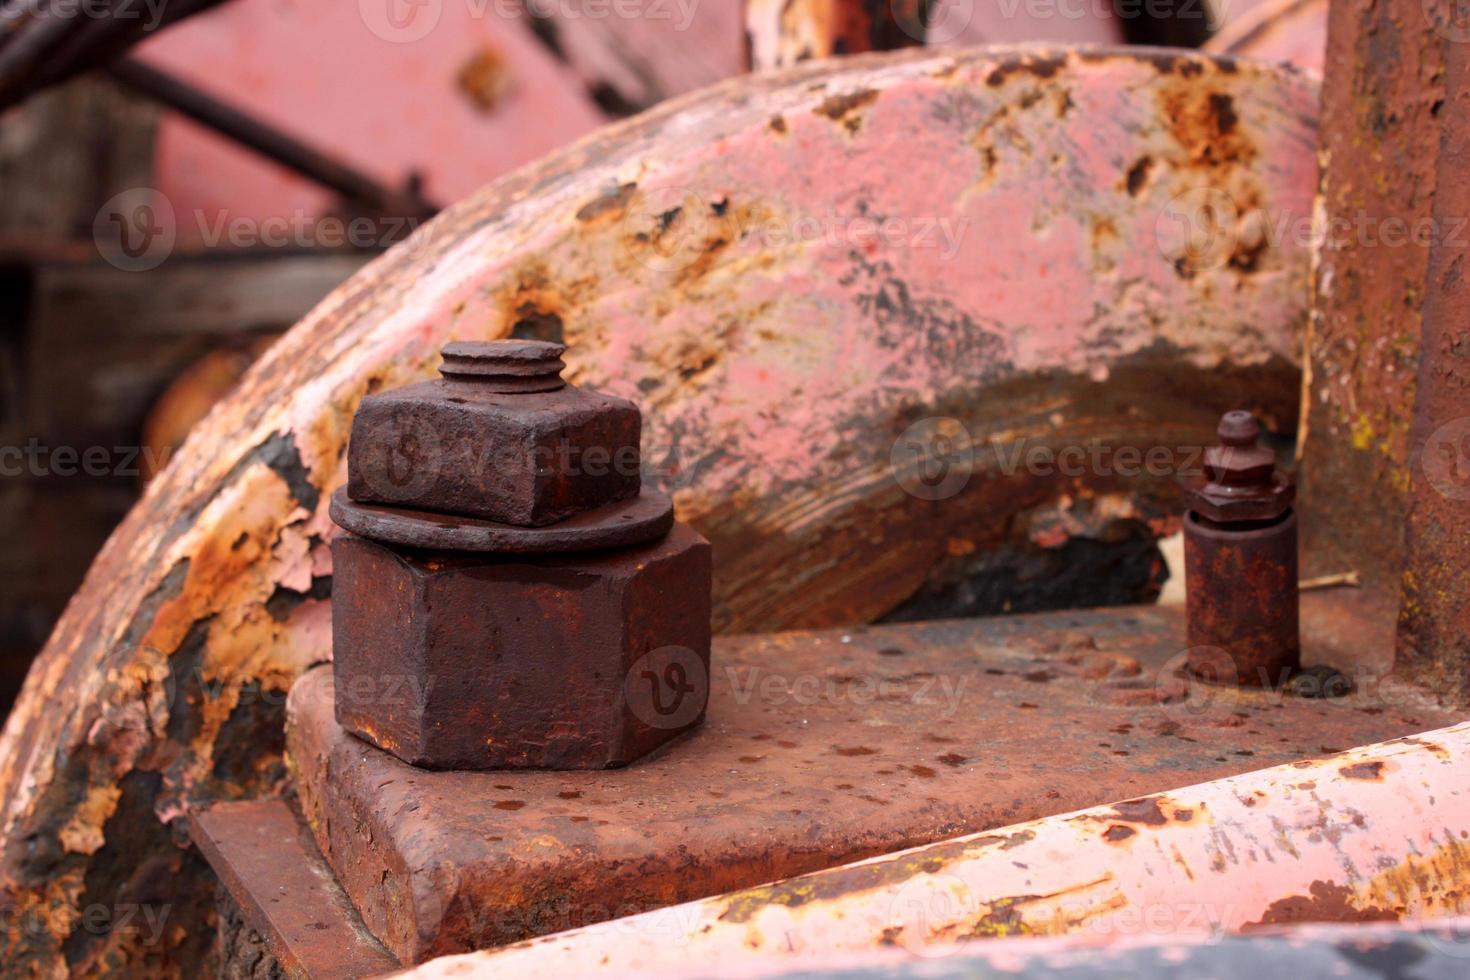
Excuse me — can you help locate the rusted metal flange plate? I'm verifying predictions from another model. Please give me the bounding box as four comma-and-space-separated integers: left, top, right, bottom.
328, 488, 674, 553
401, 719, 1470, 976
290, 596, 1457, 965
190, 799, 397, 980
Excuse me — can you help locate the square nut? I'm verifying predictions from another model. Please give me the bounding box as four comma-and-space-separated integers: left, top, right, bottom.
346, 380, 641, 527
331, 523, 712, 770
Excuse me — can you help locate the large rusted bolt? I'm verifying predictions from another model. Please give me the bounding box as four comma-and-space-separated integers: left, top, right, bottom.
329, 339, 712, 770
1183, 410, 1299, 687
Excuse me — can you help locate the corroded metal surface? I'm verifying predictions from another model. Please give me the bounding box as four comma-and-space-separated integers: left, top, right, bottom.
645, 918, 1470, 977
333, 336, 712, 771
1183, 411, 1299, 687
328, 489, 675, 554
191, 799, 397, 980
331, 524, 712, 771
290, 595, 1456, 965
0, 47, 1318, 973
1398, 27, 1470, 701
401, 714, 1470, 975
346, 341, 641, 526
1184, 512, 1299, 686
1300, 0, 1445, 594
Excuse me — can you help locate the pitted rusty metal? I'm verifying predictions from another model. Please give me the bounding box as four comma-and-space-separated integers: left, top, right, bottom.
1300, 0, 1445, 594
333, 339, 712, 771
1185, 411, 1295, 524
289, 592, 1456, 965
0, 47, 1319, 973
347, 340, 641, 527
395, 715, 1470, 976
1184, 411, 1300, 687
1397, 20, 1470, 701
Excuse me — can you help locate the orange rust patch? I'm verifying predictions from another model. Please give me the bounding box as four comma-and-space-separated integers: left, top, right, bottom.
575, 183, 637, 223
457, 46, 512, 113
1340, 760, 1386, 780
1103, 824, 1136, 842
1157, 82, 1258, 170
1245, 881, 1396, 929
1109, 797, 1169, 825
970, 829, 1036, 851
814, 89, 878, 134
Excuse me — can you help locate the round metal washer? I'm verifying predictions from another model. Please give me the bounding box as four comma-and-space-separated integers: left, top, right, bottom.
330, 488, 674, 553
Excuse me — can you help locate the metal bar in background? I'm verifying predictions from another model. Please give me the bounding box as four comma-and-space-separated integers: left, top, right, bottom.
106, 57, 440, 219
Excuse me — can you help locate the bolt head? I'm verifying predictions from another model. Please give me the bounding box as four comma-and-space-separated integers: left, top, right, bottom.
346, 342, 642, 527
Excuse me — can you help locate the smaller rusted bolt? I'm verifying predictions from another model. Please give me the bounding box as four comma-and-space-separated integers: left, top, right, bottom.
439, 339, 567, 393
1186, 410, 1293, 523
1183, 409, 1300, 688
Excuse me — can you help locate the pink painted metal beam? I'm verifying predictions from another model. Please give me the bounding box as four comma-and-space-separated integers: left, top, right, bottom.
399, 720, 1470, 975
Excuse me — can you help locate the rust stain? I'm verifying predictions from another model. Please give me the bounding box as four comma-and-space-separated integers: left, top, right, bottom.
1245, 881, 1396, 929
575, 183, 637, 223
1339, 760, 1386, 780
1109, 797, 1170, 826
457, 46, 512, 113
813, 89, 878, 134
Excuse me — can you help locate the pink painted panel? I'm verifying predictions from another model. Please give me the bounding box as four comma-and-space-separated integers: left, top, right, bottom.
135, 0, 605, 244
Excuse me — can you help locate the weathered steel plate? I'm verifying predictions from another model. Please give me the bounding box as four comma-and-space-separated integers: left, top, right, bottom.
190, 799, 397, 979
400, 714, 1470, 976
290, 593, 1456, 965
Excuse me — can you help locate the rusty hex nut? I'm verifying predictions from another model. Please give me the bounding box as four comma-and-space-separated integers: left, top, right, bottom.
331, 525, 712, 770
1183, 410, 1295, 523
346, 340, 641, 527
